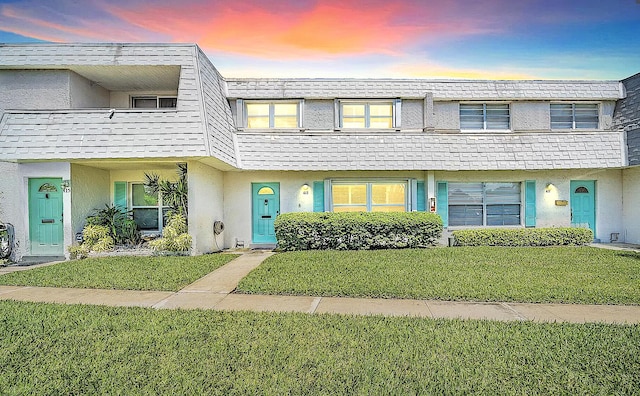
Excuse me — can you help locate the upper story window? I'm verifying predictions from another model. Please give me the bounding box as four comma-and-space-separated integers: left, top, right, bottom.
132, 96, 177, 109
550, 103, 598, 129
245, 102, 301, 129
460, 103, 510, 131
338, 100, 400, 129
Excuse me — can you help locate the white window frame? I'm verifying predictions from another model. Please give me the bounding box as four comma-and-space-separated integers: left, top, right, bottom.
131, 96, 177, 109
336, 99, 401, 129
550, 103, 599, 130
447, 182, 522, 227
459, 103, 510, 131
325, 178, 420, 212
129, 182, 169, 233
240, 100, 303, 129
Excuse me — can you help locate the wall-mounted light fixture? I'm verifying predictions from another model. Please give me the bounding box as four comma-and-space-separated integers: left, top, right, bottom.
301, 183, 310, 195
545, 183, 555, 193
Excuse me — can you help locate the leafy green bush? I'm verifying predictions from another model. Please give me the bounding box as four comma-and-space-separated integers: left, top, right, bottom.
275, 212, 443, 251
86, 204, 140, 246
149, 213, 192, 254
68, 244, 90, 260
451, 227, 594, 247
82, 224, 111, 247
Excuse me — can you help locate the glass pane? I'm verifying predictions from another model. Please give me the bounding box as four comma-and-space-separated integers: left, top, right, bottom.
551, 104, 574, 129
38, 183, 58, 192
485, 182, 521, 205
487, 204, 521, 226
460, 104, 484, 129
247, 116, 270, 129
274, 116, 298, 128
372, 206, 405, 212
342, 118, 366, 128
133, 208, 159, 230
333, 206, 367, 212
258, 187, 275, 195
369, 118, 393, 128
575, 187, 589, 194
332, 184, 366, 205
486, 104, 510, 129
132, 98, 157, 108
369, 104, 392, 117
159, 97, 177, 108
246, 103, 270, 116
371, 183, 405, 205
342, 104, 365, 117
273, 103, 298, 116
448, 183, 483, 205
132, 184, 158, 206
449, 205, 483, 226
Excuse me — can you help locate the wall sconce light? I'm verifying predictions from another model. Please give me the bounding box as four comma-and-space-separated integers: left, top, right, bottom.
301, 183, 310, 195
545, 183, 554, 193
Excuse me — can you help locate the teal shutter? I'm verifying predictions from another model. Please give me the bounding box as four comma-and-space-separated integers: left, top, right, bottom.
114, 181, 127, 210
436, 182, 448, 227
525, 180, 536, 227
313, 181, 325, 212
416, 181, 426, 211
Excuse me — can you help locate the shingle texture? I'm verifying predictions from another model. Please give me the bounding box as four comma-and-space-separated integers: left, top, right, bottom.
613, 73, 640, 166
235, 131, 625, 171
226, 79, 623, 100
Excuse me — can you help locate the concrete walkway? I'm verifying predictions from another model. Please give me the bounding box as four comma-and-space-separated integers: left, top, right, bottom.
1, 250, 640, 324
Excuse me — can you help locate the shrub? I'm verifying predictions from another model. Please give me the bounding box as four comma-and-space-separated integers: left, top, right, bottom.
451, 227, 594, 247
275, 212, 443, 251
86, 204, 141, 246
149, 213, 192, 254
82, 224, 111, 248
68, 244, 90, 260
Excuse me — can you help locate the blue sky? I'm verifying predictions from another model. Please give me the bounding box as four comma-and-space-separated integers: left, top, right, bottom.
1, 0, 639, 79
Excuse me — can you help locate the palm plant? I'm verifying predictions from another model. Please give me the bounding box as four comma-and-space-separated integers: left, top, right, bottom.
144, 163, 188, 219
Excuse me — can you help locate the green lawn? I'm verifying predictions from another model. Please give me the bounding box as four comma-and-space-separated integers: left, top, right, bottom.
237, 247, 640, 304
0, 254, 239, 291
0, 301, 638, 395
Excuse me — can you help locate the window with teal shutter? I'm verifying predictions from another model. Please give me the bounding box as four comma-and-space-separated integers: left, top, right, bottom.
416, 181, 426, 211
525, 180, 536, 227
114, 181, 127, 210
437, 182, 448, 227
313, 181, 324, 212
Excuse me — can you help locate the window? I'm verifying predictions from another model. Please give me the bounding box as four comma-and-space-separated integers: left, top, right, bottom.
448, 182, 521, 226
132, 96, 177, 109
339, 100, 399, 129
245, 102, 300, 129
331, 182, 407, 212
460, 103, 510, 130
550, 103, 598, 129
130, 183, 168, 231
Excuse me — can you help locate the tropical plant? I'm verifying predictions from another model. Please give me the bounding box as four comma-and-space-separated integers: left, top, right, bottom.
144, 163, 188, 218
149, 212, 192, 254
86, 204, 140, 246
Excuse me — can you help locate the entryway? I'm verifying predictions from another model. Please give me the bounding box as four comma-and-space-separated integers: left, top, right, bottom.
570, 180, 595, 238
251, 182, 280, 245
28, 178, 64, 256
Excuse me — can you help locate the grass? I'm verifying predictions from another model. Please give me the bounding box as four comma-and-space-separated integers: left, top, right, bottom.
0, 301, 638, 395
0, 254, 239, 292
237, 247, 640, 305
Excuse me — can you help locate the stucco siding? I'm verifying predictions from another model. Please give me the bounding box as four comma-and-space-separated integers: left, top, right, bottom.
511, 102, 550, 131
304, 100, 334, 130
433, 102, 459, 131
70, 164, 110, 236
401, 99, 424, 130
69, 71, 110, 108
187, 161, 225, 254
622, 167, 640, 244
0, 70, 71, 111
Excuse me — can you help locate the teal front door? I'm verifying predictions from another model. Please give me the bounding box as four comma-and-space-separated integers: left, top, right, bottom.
570, 180, 595, 238
29, 178, 64, 255
252, 182, 280, 244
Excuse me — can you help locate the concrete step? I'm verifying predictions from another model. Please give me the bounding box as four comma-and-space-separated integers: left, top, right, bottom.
17, 256, 65, 266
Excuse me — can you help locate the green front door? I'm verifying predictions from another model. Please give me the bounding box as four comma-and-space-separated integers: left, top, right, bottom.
570, 180, 595, 238
29, 178, 64, 255
252, 182, 280, 244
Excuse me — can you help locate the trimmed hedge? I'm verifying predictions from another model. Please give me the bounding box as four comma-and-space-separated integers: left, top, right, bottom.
451, 227, 594, 247
275, 212, 443, 251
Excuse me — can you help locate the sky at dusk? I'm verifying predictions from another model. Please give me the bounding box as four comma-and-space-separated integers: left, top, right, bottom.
0, 0, 639, 80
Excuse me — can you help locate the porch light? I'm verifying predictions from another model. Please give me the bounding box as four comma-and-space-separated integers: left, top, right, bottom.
545, 183, 554, 193
301, 183, 310, 195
